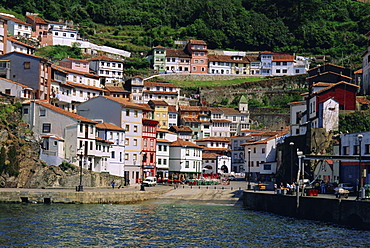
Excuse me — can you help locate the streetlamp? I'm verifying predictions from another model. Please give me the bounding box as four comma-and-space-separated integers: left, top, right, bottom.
290, 142, 294, 184
247, 148, 251, 189
140, 153, 147, 191
76, 145, 84, 192
357, 134, 363, 200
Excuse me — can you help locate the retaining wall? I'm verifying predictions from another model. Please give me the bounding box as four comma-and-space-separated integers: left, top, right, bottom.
0, 189, 172, 204
243, 192, 370, 229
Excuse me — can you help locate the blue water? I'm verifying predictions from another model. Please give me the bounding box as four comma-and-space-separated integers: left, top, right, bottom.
0, 201, 370, 247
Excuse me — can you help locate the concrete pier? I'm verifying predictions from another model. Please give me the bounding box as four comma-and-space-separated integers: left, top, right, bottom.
243, 190, 370, 229
0, 186, 172, 204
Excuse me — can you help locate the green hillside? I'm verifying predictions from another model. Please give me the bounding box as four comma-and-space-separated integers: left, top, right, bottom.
1, 0, 369, 68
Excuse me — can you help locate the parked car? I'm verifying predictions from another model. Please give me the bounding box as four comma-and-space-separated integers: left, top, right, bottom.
143, 177, 157, 187
326, 182, 338, 194
334, 183, 354, 193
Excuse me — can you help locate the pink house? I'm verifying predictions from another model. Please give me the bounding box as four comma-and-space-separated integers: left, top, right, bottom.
185, 40, 208, 74
59, 58, 89, 73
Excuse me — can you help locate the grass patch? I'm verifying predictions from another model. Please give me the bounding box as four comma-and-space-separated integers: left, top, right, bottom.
162, 77, 266, 88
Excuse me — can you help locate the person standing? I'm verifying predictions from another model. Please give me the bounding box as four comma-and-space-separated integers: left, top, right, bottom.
111, 180, 115, 189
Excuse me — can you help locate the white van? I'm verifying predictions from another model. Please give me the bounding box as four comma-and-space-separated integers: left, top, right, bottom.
143, 177, 157, 187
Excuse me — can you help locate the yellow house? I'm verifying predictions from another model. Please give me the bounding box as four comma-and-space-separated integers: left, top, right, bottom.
148, 100, 169, 129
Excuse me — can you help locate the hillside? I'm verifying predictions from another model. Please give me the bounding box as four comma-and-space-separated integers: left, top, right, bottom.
0, 0, 369, 69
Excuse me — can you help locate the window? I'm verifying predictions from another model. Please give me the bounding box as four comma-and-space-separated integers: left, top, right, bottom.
125, 153, 129, 160
354, 145, 360, 155
134, 110, 138, 117
125, 124, 129, 131
125, 138, 129, 145
158, 158, 162, 165
133, 139, 138, 146
276, 69, 281, 73
343, 146, 349, 155
365, 144, 370, 154
111, 151, 115, 158
163, 145, 167, 152
23, 108, 28, 114
185, 161, 189, 168
42, 123, 51, 133
126, 109, 130, 116
24, 62, 30, 69
262, 148, 265, 154
134, 125, 138, 132
264, 164, 271, 170
40, 109, 46, 116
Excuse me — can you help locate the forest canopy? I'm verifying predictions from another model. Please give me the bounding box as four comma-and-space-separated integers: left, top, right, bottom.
1, 0, 369, 63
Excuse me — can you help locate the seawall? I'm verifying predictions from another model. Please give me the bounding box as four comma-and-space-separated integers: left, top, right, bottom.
243, 191, 370, 229
0, 188, 172, 204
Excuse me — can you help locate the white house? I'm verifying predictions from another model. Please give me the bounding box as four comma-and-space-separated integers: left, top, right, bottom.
169, 138, 203, 180
51, 64, 103, 112
96, 122, 126, 177
156, 128, 177, 180
88, 55, 124, 85
77, 96, 145, 184
241, 129, 289, 182
0, 77, 34, 99
21, 101, 106, 175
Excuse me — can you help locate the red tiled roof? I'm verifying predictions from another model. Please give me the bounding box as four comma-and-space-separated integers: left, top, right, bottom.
168, 105, 177, 112
182, 117, 202, 123
272, 53, 294, 62
202, 147, 231, 152
66, 81, 105, 91
212, 119, 232, 123
189, 40, 207, 45
105, 86, 129, 93
35, 101, 97, 123
166, 49, 191, 58
153, 45, 166, 49
96, 137, 114, 144
103, 96, 145, 110
195, 137, 231, 142
179, 106, 208, 112
26, 15, 48, 25
156, 128, 176, 134
0, 77, 32, 89
357, 97, 370, 105
87, 55, 123, 63
42, 134, 64, 141
0, 14, 30, 26
157, 138, 172, 143
288, 100, 306, 105
144, 81, 177, 88
61, 58, 89, 63
208, 54, 250, 63
354, 69, 363, 74
7, 37, 35, 49
143, 90, 178, 95
96, 122, 125, 131
52, 64, 99, 79
149, 100, 168, 106
170, 138, 203, 148
170, 125, 192, 132
312, 82, 334, 87
202, 153, 219, 159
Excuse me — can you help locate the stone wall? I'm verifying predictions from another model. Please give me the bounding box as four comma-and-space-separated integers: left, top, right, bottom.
0, 188, 172, 204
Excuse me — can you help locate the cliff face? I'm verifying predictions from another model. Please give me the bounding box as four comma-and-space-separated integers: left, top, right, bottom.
0, 103, 121, 189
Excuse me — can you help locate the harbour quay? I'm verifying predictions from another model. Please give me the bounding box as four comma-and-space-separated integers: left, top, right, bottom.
0, 186, 172, 204
243, 190, 370, 230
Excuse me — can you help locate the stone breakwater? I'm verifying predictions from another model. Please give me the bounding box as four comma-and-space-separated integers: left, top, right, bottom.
0, 187, 173, 204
